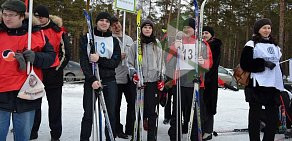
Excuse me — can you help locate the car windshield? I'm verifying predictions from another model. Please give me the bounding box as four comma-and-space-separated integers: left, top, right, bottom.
218, 67, 228, 74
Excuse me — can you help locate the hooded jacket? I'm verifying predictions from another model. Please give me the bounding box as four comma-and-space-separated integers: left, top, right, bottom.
41, 15, 70, 88
0, 13, 55, 112
128, 40, 163, 83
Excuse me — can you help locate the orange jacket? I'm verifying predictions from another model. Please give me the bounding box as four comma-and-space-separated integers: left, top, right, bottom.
0, 31, 46, 92
42, 28, 64, 67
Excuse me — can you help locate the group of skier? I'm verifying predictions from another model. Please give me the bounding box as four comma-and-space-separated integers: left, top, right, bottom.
79, 9, 222, 141
0, 0, 287, 141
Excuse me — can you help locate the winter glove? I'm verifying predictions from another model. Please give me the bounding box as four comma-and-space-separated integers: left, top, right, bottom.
198, 56, 205, 65
133, 73, 139, 84
264, 61, 276, 70
165, 80, 174, 89
157, 81, 165, 91
14, 53, 26, 71
23, 50, 35, 63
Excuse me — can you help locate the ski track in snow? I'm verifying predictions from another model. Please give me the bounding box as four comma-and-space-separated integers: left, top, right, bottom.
6, 83, 289, 140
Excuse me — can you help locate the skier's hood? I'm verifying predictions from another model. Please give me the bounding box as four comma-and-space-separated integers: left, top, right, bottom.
209, 37, 222, 48
49, 15, 63, 27
40, 15, 66, 33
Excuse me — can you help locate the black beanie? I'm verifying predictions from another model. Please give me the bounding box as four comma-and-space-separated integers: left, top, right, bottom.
34, 5, 49, 18
95, 12, 112, 24
253, 18, 272, 34
141, 19, 154, 29
141, 19, 155, 43
1, 0, 26, 13
203, 26, 214, 37
183, 18, 196, 30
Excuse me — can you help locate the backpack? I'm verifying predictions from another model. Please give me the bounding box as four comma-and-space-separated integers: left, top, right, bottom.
233, 64, 250, 86
233, 41, 255, 86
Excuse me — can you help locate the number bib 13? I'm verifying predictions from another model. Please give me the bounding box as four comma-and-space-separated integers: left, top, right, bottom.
94, 36, 114, 59
179, 43, 198, 70
85, 34, 114, 59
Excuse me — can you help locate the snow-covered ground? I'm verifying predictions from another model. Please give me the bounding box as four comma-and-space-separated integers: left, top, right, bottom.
6, 83, 289, 141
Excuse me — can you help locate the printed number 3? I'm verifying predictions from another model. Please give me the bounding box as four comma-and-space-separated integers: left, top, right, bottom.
100, 42, 105, 54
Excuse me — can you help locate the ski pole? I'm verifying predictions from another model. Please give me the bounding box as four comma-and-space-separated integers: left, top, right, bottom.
26, 0, 33, 74
280, 59, 291, 64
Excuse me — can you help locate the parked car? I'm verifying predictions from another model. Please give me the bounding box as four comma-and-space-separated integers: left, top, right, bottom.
218, 66, 237, 88
63, 61, 85, 82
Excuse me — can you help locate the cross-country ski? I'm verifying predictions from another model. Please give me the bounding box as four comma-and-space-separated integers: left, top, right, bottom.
1, 0, 292, 141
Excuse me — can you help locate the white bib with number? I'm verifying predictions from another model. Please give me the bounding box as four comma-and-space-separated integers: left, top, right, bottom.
178, 43, 198, 70
94, 36, 114, 59
87, 34, 114, 59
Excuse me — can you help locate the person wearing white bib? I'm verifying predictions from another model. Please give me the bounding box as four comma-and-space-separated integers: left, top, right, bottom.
240, 18, 284, 141
79, 12, 121, 141
166, 18, 213, 141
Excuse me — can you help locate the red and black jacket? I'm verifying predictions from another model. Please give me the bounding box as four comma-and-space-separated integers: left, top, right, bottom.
0, 20, 55, 112
166, 35, 213, 88
41, 17, 71, 88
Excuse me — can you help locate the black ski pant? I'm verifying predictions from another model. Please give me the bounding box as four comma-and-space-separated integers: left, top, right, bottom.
164, 88, 173, 120
202, 113, 214, 134
168, 86, 180, 141
31, 86, 62, 139
80, 81, 118, 141
248, 102, 278, 141
115, 81, 136, 135
168, 86, 204, 141
182, 87, 205, 141
144, 82, 159, 141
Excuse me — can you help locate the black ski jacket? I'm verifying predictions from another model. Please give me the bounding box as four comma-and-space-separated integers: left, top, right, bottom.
80, 28, 121, 84
203, 38, 222, 115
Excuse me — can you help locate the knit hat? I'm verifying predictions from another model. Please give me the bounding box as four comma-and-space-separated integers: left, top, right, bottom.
95, 12, 112, 24
183, 18, 196, 30
203, 26, 214, 37
1, 0, 26, 13
141, 19, 155, 43
253, 18, 272, 34
141, 19, 154, 29
34, 5, 49, 18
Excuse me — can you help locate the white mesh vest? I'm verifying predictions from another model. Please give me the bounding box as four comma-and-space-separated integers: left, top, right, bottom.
247, 40, 284, 91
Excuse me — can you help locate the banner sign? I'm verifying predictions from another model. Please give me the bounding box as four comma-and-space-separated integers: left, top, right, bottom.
114, 0, 136, 13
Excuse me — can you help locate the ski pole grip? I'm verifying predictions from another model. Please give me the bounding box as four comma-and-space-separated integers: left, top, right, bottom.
90, 40, 95, 54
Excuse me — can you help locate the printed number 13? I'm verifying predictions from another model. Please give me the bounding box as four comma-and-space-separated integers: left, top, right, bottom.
183, 49, 193, 60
